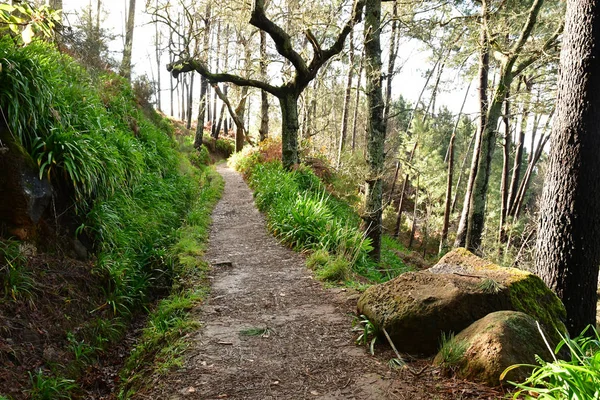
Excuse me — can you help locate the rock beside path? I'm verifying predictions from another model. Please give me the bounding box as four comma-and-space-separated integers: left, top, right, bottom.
434, 311, 553, 386
357, 248, 567, 355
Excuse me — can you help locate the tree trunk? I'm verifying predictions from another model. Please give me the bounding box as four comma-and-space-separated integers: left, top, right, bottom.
279, 93, 300, 169
455, 7, 489, 249
507, 78, 532, 213
259, 30, 270, 142
194, 76, 208, 148
362, 0, 385, 262
211, 20, 222, 138
351, 46, 365, 153
154, 1, 161, 112
336, 29, 355, 168
408, 174, 419, 249
120, 0, 136, 80
498, 90, 511, 249
535, 0, 600, 336
186, 73, 194, 130
440, 82, 471, 255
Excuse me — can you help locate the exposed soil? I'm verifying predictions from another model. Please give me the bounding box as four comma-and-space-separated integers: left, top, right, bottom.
136, 165, 504, 400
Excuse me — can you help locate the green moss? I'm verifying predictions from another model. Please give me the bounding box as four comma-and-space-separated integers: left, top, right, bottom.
508, 274, 567, 344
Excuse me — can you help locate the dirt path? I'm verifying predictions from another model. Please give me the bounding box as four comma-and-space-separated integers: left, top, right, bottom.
140, 165, 499, 400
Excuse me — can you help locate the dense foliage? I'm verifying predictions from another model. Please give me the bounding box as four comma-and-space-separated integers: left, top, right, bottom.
504, 326, 600, 399
230, 140, 413, 284
0, 38, 214, 396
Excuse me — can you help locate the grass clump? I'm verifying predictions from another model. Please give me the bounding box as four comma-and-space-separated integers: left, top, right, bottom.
437, 332, 469, 374
503, 325, 600, 399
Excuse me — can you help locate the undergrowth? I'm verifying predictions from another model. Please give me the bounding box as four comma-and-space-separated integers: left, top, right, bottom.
0, 38, 213, 398
229, 140, 415, 285
118, 164, 224, 398
503, 324, 600, 399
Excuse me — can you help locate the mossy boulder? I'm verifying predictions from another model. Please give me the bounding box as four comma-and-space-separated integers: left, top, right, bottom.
356, 248, 567, 355
434, 311, 554, 386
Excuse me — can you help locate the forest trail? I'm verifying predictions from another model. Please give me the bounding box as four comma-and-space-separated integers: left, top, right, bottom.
138, 164, 496, 400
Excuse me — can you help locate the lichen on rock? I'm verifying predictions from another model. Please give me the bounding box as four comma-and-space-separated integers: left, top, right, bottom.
356, 248, 567, 356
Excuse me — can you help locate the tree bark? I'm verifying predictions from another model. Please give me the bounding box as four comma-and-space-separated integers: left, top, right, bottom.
279, 93, 301, 165
440, 81, 471, 255
351, 46, 364, 153
336, 29, 355, 168
361, 0, 385, 262
455, 10, 489, 249
259, 30, 270, 142
458, 0, 546, 251
535, 0, 600, 336
120, 0, 136, 81
507, 77, 532, 214
498, 89, 511, 249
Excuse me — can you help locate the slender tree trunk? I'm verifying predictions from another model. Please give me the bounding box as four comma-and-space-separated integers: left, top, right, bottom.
337, 29, 355, 168
510, 107, 554, 219
362, 0, 385, 262
455, 7, 489, 249
120, 0, 136, 80
259, 30, 270, 142
507, 79, 532, 214
440, 82, 471, 255
499, 90, 511, 250
408, 174, 420, 249
351, 46, 365, 153
384, 0, 399, 122
211, 21, 222, 138
535, 0, 600, 336
451, 131, 475, 213
154, 1, 162, 112
186, 73, 194, 129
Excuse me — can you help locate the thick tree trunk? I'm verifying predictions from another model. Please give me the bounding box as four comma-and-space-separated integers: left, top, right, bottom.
336, 29, 355, 168
535, 0, 600, 336
120, 0, 136, 81
279, 93, 300, 169
362, 0, 385, 262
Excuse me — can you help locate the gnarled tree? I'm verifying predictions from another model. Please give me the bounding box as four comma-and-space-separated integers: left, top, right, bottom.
167, 0, 366, 169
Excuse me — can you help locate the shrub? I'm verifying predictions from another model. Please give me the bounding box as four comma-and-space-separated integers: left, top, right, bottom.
503, 325, 600, 399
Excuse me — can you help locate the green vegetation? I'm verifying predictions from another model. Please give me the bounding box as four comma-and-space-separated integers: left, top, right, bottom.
353, 315, 379, 355
118, 165, 224, 398
503, 325, 600, 399
0, 37, 224, 397
230, 140, 416, 285
437, 332, 469, 374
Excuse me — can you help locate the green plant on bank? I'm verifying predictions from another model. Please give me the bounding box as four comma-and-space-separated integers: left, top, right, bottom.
502, 324, 600, 399
437, 332, 468, 374
26, 370, 78, 400
118, 165, 224, 398
353, 315, 379, 355
0, 240, 35, 302
1, 38, 209, 396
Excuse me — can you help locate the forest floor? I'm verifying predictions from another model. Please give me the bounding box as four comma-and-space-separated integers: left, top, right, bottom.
135, 164, 505, 400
